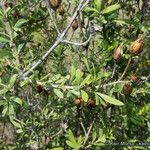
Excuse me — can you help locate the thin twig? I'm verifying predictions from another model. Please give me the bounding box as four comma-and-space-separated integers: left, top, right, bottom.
103, 80, 130, 87
119, 57, 132, 81
80, 121, 87, 136
63, 35, 91, 46
112, 62, 117, 79
83, 121, 94, 147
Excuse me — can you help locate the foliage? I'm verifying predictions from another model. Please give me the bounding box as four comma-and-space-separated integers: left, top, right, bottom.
0, 0, 150, 149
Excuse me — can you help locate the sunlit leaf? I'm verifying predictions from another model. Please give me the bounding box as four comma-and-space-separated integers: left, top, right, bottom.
14, 19, 28, 29
97, 93, 124, 106
101, 4, 120, 14
13, 97, 23, 105
75, 69, 83, 84
81, 90, 88, 102
9, 74, 17, 87
94, 0, 102, 11
80, 74, 92, 87
54, 89, 64, 99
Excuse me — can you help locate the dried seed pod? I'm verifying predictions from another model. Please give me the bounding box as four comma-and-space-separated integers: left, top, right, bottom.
58, 5, 65, 16
130, 73, 138, 82
112, 45, 123, 60
72, 19, 78, 31
74, 98, 84, 107
49, 0, 62, 10
129, 38, 144, 55
87, 100, 96, 108
36, 81, 44, 93
123, 84, 132, 95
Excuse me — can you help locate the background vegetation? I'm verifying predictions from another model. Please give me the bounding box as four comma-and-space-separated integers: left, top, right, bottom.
0, 0, 150, 149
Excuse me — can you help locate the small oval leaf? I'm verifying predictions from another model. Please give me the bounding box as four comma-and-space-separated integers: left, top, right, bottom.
81, 90, 88, 102
54, 89, 64, 99
101, 4, 120, 14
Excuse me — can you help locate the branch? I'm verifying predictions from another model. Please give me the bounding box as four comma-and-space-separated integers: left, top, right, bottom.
19, 0, 90, 80
45, 0, 60, 35
63, 35, 91, 46
103, 80, 130, 87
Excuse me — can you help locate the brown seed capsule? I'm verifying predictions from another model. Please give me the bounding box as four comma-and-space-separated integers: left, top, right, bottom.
74, 98, 84, 107
74, 98, 81, 106
42, 135, 51, 145
36, 81, 44, 93
87, 100, 96, 108
49, 0, 62, 10
130, 74, 138, 82
129, 38, 144, 55
72, 19, 78, 31
123, 84, 132, 95
112, 45, 123, 60
58, 5, 65, 16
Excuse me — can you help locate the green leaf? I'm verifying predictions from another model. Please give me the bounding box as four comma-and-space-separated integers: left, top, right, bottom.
0, 16, 5, 27
9, 104, 15, 115
70, 65, 76, 80
17, 43, 24, 53
113, 19, 128, 25
83, 57, 90, 72
0, 9, 3, 16
10, 119, 22, 128
16, 129, 23, 133
51, 74, 61, 81
0, 87, 9, 95
81, 90, 88, 102
2, 106, 8, 117
95, 93, 100, 105
0, 49, 12, 59
75, 69, 83, 84
70, 90, 80, 96
97, 93, 124, 106
14, 19, 28, 29
80, 74, 92, 87
4, 7, 11, 15
84, 7, 99, 13
54, 89, 64, 99
0, 100, 5, 106
77, 135, 83, 145
66, 140, 76, 149
13, 97, 23, 105
0, 37, 9, 43
68, 130, 76, 144
9, 74, 17, 87
94, 0, 102, 11
66, 130, 77, 148
101, 4, 120, 14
